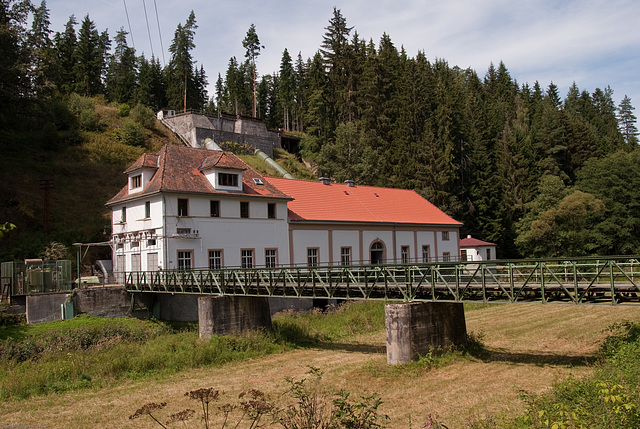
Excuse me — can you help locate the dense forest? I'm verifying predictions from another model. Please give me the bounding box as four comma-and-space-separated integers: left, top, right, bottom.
1, 1, 639, 259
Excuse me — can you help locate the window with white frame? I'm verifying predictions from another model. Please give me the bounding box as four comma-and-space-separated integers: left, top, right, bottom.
265, 249, 277, 267
422, 245, 430, 263
219, 172, 239, 187
307, 248, 319, 267
178, 250, 193, 270
341, 247, 351, 266
241, 249, 254, 268
209, 250, 222, 269
131, 174, 142, 189
401, 246, 410, 264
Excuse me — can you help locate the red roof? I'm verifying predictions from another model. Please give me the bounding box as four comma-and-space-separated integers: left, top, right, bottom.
266, 177, 462, 225
107, 146, 290, 205
199, 151, 247, 171
460, 237, 497, 247
123, 153, 159, 173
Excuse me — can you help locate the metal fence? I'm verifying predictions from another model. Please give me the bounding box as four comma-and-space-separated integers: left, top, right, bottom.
1, 260, 73, 296
122, 256, 640, 305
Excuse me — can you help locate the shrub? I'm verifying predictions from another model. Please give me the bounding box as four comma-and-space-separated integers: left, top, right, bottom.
116, 119, 147, 146
78, 109, 100, 131
118, 103, 130, 117
66, 93, 94, 116
130, 104, 156, 129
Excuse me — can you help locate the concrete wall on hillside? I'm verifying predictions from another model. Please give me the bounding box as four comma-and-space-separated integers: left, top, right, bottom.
162, 113, 280, 157
26, 292, 70, 324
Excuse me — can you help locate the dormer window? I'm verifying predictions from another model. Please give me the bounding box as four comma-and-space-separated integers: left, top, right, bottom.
131, 175, 142, 189
219, 172, 238, 187
200, 152, 245, 191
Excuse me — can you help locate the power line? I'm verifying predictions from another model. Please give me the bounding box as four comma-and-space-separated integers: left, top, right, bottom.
142, 0, 155, 58
153, 0, 166, 66
122, 0, 135, 50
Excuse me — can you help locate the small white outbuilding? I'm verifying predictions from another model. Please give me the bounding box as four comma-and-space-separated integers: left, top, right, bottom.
459, 235, 497, 262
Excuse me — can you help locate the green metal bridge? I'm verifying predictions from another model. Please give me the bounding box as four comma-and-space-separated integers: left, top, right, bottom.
123, 255, 640, 305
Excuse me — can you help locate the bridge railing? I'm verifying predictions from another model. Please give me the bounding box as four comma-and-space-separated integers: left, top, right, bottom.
122, 256, 640, 304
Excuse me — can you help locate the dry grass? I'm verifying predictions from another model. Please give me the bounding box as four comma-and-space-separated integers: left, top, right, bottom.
1, 304, 638, 428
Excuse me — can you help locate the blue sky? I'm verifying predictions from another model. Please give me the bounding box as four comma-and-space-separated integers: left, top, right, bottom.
48, 0, 640, 108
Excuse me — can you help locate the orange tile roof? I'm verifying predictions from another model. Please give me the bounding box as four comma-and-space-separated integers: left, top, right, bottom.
266, 177, 462, 226
107, 146, 290, 205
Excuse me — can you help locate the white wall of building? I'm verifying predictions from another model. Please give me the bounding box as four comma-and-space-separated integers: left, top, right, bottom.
111, 194, 461, 274
462, 245, 495, 262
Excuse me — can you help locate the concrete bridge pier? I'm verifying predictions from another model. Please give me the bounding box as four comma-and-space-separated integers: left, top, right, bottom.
198, 296, 272, 339
385, 302, 467, 365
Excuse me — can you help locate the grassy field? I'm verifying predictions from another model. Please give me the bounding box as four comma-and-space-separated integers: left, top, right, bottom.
1, 302, 638, 428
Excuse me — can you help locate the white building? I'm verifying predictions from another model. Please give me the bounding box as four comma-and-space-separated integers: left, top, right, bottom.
106, 145, 462, 275
459, 235, 497, 261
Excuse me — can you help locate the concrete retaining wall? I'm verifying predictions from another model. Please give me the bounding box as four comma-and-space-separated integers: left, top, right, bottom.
26, 292, 70, 324
198, 296, 272, 338
385, 302, 467, 364
72, 286, 131, 318
163, 113, 280, 157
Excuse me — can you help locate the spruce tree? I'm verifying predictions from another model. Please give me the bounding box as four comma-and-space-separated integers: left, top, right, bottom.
617, 95, 638, 145
279, 48, 295, 130
106, 28, 137, 104
73, 15, 108, 96
165, 11, 203, 112
242, 23, 263, 117
53, 15, 77, 94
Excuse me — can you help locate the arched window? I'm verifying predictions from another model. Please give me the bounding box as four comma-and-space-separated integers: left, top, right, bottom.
370, 241, 385, 265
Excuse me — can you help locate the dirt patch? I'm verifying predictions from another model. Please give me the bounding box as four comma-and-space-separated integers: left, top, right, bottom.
1, 304, 638, 428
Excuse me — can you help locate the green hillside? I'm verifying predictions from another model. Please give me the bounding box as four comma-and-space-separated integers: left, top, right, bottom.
0, 98, 313, 262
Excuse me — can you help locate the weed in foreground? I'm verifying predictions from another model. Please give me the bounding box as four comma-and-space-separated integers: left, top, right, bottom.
130, 367, 391, 428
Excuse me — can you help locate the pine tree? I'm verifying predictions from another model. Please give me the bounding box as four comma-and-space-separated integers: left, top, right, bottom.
53, 15, 77, 94
0, 0, 32, 128
617, 95, 638, 145
320, 7, 353, 127
165, 11, 204, 112
73, 15, 108, 96
242, 23, 263, 117
137, 55, 165, 110
28, 0, 56, 98
106, 28, 137, 104
279, 48, 295, 130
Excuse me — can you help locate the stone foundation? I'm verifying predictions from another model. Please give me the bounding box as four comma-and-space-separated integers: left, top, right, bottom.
198, 296, 272, 339
385, 302, 467, 364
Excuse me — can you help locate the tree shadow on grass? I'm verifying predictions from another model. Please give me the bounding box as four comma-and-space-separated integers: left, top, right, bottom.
315, 341, 387, 354
475, 347, 597, 367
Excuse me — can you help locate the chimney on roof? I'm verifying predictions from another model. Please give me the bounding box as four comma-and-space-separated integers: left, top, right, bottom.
467, 235, 472, 238
345, 179, 355, 187
319, 177, 330, 185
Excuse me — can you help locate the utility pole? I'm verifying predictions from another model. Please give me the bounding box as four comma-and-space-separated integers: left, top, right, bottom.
40, 179, 53, 235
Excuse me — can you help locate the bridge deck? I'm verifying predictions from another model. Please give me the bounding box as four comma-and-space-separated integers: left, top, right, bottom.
123, 256, 640, 305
